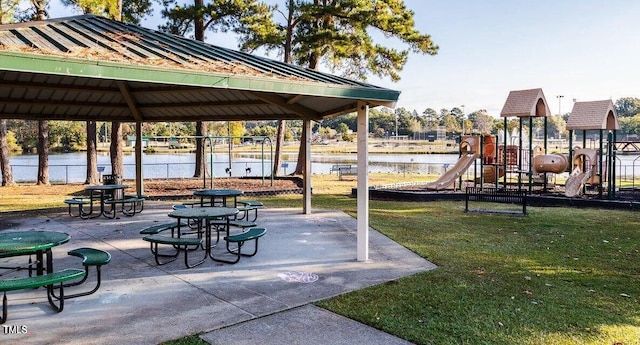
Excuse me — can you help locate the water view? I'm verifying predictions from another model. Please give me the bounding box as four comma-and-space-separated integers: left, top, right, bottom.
7, 151, 640, 184
7, 151, 460, 184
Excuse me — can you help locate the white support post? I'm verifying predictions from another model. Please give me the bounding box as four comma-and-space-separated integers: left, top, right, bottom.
356, 102, 369, 261
135, 122, 143, 196
303, 119, 312, 214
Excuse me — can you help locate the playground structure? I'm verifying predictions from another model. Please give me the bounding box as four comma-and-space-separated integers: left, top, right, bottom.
424, 88, 623, 200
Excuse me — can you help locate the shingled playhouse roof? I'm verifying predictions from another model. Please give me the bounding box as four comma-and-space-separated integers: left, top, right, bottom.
0, 15, 400, 123
500, 88, 551, 118
566, 100, 620, 131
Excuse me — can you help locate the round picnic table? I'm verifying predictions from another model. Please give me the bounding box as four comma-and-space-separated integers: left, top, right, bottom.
84, 184, 131, 218
193, 189, 243, 207
0, 231, 71, 275
168, 207, 239, 260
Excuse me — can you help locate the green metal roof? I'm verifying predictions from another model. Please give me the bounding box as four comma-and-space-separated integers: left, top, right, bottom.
0, 15, 400, 122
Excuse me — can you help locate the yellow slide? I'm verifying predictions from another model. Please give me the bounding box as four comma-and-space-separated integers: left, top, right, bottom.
424, 154, 476, 191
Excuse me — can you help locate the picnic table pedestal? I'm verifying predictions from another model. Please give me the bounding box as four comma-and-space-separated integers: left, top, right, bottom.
167, 207, 239, 260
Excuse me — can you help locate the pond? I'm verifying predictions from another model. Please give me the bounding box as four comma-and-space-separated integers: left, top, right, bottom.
6, 151, 459, 183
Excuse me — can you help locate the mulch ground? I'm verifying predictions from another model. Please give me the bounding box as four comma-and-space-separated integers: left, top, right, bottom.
142, 177, 303, 197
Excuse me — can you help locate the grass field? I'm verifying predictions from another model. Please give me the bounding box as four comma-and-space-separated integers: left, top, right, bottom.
1, 176, 639, 345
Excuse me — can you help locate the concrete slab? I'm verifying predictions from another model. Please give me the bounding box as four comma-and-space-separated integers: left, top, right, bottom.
0, 202, 436, 344
201, 305, 415, 345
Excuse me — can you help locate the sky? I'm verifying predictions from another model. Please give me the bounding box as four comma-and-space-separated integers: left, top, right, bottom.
46, 0, 640, 117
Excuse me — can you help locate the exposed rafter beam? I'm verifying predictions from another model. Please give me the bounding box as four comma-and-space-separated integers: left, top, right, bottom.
286, 94, 304, 105
249, 91, 320, 120
141, 100, 267, 109
116, 81, 143, 122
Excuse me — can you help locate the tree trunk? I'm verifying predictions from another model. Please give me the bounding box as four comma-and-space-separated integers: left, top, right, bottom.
110, 122, 123, 177
85, 121, 98, 184
293, 125, 306, 175
192, 0, 208, 179
0, 119, 15, 186
193, 122, 208, 178
274, 1, 296, 176
272, 121, 285, 176
36, 120, 49, 185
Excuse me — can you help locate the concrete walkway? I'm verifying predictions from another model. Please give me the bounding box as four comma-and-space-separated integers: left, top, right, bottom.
0, 202, 436, 344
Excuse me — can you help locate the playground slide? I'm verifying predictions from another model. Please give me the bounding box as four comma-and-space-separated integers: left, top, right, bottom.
425, 154, 476, 190
564, 148, 598, 197
565, 167, 591, 197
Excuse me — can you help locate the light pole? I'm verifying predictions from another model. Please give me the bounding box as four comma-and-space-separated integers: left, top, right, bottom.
556, 95, 564, 141
557, 95, 564, 116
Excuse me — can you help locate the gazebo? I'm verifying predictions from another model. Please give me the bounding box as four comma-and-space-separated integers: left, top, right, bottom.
0, 15, 401, 261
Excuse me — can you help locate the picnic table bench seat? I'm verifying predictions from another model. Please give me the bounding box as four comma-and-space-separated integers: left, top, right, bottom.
215, 228, 267, 264
142, 235, 205, 268
236, 200, 264, 221
64, 198, 91, 218
0, 268, 86, 324
139, 221, 188, 235
59, 248, 111, 299
103, 197, 145, 218
229, 220, 258, 229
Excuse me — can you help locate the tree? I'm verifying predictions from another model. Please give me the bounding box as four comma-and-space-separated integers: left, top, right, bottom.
60, 0, 119, 17
36, 120, 49, 184
26, 0, 50, 185
547, 114, 567, 139
614, 97, 640, 118
86, 121, 98, 184
423, 108, 438, 131
161, 0, 271, 178
60, 0, 126, 183
0, 119, 15, 186
0, 0, 20, 24
618, 115, 640, 137
442, 113, 460, 133
236, 0, 438, 174
467, 109, 494, 134
0, 1, 18, 186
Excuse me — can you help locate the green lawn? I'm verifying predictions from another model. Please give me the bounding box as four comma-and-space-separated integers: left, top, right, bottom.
319, 197, 640, 345
165, 194, 640, 345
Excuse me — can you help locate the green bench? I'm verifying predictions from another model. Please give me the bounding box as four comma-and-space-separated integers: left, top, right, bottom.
59, 248, 111, 299
139, 221, 188, 236
142, 235, 205, 268
215, 228, 267, 264
236, 200, 264, 222
103, 197, 145, 218
64, 199, 91, 218
229, 220, 258, 229
0, 268, 86, 324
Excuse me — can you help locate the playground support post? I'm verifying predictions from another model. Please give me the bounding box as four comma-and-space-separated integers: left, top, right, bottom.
502, 117, 508, 187
543, 116, 548, 191
599, 129, 604, 199
528, 116, 533, 193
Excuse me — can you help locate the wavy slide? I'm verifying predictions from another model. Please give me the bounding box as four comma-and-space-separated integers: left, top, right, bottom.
565, 166, 592, 197
425, 154, 476, 190
565, 148, 597, 198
